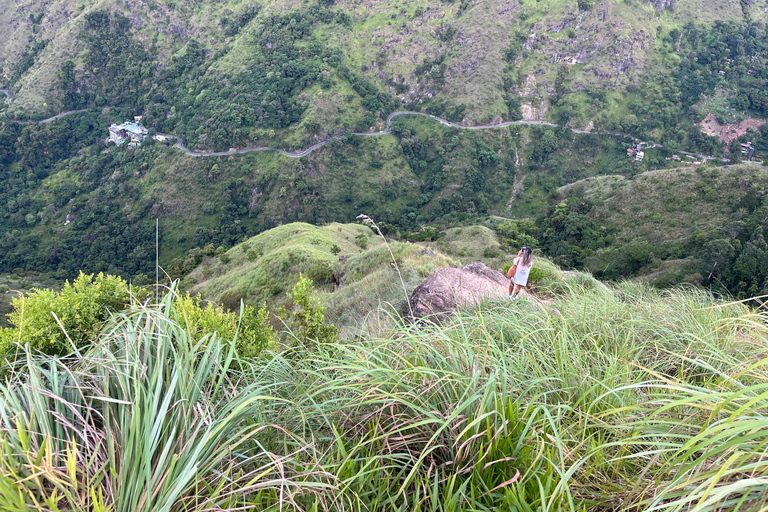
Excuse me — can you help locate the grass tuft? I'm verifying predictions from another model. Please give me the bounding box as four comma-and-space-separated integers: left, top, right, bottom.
2, 277, 767, 511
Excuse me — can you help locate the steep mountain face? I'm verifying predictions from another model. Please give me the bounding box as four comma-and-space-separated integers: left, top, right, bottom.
1, 0, 768, 285
1, 0, 762, 131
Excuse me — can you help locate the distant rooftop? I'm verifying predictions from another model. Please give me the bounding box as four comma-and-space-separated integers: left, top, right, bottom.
123, 122, 147, 134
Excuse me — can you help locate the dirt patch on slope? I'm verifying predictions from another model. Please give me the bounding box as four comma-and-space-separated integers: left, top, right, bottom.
699, 113, 766, 145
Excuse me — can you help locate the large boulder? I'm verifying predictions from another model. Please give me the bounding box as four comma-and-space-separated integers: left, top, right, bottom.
409, 261, 508, 322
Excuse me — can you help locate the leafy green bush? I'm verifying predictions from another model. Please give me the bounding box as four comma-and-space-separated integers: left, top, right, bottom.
527, 265, 547, 284
0, 272, 136, 358
495, 220, 539, 252
278, 275, 338, 348
305, 260, 335, 284
172, 293, 274, 359
354, 233, 368, 249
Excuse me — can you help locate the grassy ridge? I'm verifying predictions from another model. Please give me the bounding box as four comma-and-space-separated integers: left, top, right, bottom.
184, 222, 463, 336
2, 269, 767, 510
559, 164, 768, 247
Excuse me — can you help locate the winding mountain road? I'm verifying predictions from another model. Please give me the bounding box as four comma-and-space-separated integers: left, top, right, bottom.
0, 89, 732, 162
13, 109, 89, 125
156, 111, 560, 158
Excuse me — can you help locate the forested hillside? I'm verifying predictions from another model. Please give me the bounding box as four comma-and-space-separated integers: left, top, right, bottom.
546, 164, 768, 297
1, 0, 768, 295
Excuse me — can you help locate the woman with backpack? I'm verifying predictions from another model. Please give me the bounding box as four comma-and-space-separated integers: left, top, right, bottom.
506, 246, 534, 298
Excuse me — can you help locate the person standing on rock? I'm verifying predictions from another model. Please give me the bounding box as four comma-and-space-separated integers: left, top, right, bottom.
507, 246, 533, 297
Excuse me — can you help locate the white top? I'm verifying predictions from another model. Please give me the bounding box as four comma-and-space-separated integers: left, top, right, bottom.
512, 256, 533, 286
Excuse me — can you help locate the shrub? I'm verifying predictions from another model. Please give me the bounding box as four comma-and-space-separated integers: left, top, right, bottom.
527, 265, 547, 284
278, 275, 338, 348
173, 293, 274, 358
354, 233, 368, 249
305, 260, 335, 284
0, 272, 137, 358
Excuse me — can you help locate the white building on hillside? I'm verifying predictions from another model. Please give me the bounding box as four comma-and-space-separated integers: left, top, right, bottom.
109, 121, 148, 145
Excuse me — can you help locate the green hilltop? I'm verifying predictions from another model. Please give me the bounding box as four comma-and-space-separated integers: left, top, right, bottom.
180, 221, 464, 336
550, 162, 768, 296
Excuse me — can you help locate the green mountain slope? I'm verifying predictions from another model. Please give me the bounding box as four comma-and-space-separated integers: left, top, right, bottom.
2, 0, 766, 138
548, 162, 768, 295
2, 0, 768, 290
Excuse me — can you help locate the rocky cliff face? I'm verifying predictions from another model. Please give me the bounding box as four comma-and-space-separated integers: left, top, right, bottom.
648, 0, 676, 11
409, 262, 508, 322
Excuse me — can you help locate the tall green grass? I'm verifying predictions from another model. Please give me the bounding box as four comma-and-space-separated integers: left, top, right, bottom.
1, 277, 767, 511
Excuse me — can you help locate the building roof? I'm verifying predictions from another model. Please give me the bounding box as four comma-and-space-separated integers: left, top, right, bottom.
123, 122, 147, 135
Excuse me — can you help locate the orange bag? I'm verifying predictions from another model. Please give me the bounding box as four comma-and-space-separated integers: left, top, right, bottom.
506, 264, 517, 278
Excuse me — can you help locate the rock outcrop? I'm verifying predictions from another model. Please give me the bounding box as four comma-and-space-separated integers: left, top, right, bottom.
409, 262, 508, 322
648, 0, 675, 11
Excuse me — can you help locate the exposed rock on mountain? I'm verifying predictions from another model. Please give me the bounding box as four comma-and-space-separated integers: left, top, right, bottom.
409, 261, 508, 322
648, 0, 676, 11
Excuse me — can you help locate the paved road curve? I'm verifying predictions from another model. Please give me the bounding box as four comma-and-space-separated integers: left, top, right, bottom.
12, 109, 89, 125
1, 89, 731, 162
161, 112, 614, 158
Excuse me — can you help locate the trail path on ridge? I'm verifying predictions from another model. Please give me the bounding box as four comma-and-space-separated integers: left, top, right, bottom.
0, 90, 732, 162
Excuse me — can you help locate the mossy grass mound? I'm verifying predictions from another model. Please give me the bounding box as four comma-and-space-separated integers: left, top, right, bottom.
186, 222, 462, 335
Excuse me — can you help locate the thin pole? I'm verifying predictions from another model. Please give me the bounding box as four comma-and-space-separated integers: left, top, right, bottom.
155, 218, 159, 303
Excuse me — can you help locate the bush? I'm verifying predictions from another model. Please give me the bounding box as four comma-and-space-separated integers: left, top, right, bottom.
305, 260, 335, 284
173, 293, 274, 358
495, 220, 539, 252
0, 272, 137, 358
278, 275, 338, 348
355, 233, 368, 249
527, 266, 547, 284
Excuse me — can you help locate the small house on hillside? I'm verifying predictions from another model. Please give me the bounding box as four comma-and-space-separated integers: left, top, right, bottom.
741, 142, 757, 161
109, 121, 148, 146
